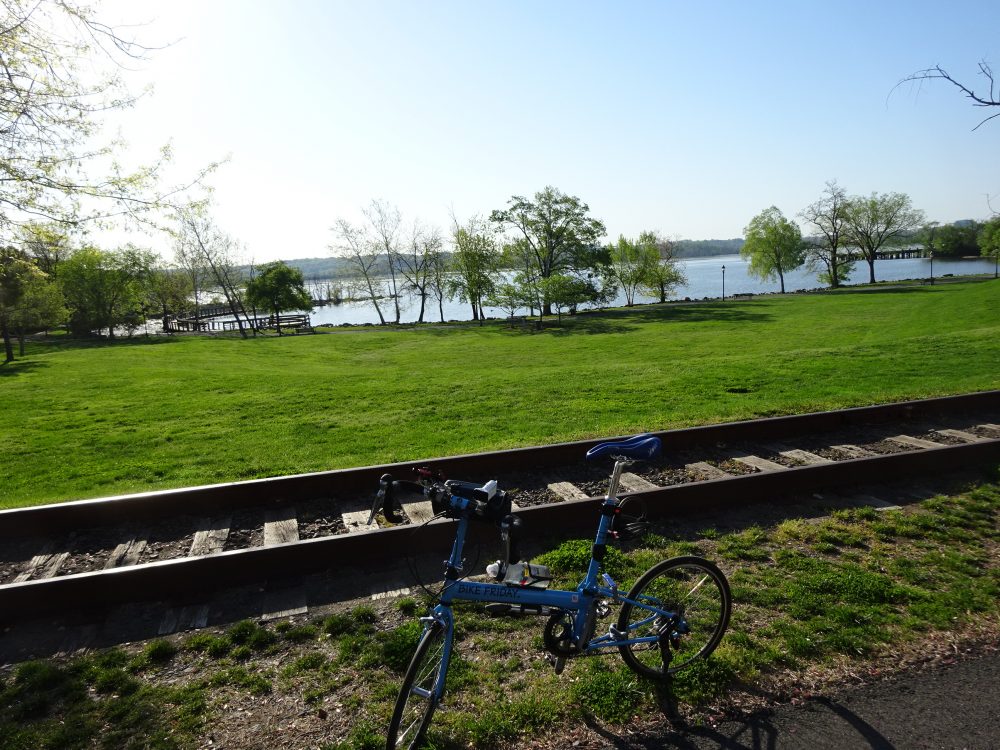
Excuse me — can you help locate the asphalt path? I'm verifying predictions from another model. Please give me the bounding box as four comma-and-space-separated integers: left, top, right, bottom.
583, 651, 999, 749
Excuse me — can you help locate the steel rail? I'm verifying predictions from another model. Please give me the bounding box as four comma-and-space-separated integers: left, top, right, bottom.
1, 438, 998, 625
2, 390, 997, 538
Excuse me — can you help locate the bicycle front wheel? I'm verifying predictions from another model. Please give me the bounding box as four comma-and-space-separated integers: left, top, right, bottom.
617, 556, 731, 678
386, 622, 446, 750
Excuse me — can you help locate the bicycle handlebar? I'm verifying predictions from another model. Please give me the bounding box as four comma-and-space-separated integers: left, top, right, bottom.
368, 471, 510, 526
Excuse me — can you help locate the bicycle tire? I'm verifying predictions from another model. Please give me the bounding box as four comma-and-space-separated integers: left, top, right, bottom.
617, 555, 731, 679
385, 622, 446, 750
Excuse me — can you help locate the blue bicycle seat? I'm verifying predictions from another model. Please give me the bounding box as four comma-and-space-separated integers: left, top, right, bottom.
585, 434, 662, 461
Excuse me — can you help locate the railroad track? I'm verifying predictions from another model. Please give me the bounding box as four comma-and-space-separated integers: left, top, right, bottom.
1, 392, 998, 640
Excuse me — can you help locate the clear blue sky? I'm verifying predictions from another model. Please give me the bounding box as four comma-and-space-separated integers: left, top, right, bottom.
100, 0, 1000, 262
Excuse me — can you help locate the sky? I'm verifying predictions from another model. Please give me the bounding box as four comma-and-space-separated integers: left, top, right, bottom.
93, 0, 1000, 263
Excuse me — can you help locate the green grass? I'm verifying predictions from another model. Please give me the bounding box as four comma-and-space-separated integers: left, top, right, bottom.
1, 480, 997, 749
1, 280, 998, 507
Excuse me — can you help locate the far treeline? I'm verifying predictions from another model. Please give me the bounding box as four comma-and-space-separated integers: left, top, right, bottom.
4, 183, 1000, 364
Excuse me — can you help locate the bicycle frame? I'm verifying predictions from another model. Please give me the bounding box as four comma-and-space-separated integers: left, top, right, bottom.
419, 459, 676, 701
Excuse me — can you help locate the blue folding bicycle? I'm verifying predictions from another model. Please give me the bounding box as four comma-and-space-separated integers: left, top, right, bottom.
372, 435, 732, 749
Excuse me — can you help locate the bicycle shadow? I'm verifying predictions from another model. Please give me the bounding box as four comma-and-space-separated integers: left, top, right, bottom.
581, 681, 896, 749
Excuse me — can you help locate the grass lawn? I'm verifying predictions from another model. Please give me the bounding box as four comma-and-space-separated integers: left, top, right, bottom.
1, 280, 998, 508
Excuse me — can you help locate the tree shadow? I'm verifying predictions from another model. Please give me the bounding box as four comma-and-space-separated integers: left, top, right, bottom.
583, 679, 896, 749
0, 359, 46, 376
23, 334, 182, 354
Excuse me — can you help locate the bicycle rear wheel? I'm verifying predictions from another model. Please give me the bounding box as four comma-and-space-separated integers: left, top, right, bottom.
617, 556, 731, 679
386, 622, 446, 749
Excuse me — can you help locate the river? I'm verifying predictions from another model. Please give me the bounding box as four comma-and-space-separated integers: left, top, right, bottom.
302, 255, 996, 327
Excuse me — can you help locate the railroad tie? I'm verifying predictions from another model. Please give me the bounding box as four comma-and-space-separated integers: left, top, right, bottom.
546, 481, 590, 502
831, 444, 877, 459
618, 473, 660, 493
934, 428, 989, 444
401, 499, 436, 525
263, 506, 299, 546
189, 517, 232, 556
14, 543, 69, 583
104, 533, 148, 569
886, 434, 948, 450
763, 443, 833, 465
341, 500, 378, 533
685, 462, 732, 481
977, 423, 1000, 437
723, 452, 787, 473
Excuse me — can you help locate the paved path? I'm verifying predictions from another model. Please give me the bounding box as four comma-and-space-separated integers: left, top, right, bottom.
583, 652, 999, 749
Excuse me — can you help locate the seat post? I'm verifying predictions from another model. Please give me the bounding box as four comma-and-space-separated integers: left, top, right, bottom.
606, 458, 627, 503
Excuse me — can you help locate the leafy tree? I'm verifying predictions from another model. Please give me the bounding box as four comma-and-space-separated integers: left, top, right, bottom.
9, 266, 67, 355
450, 216, 500, 323
490, 186, 607, 315
741, 207, 805, 293
607, 235, 657, 306
800, 181, 854, 288
0, 0, 214, 243
978, 216, 1000, 277
485, 281, 529, 325
638, 234, 686, 303
933, 222, 980, 257
541, 273, 600, 323
0, 248, 39, 360
245, 261, 312, 334
146, 266, 194, 322
59, 245, 155, 338
19, 223, 72, 278
844, 193, 924, 283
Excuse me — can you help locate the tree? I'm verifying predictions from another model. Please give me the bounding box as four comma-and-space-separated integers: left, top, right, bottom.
175, 208, 253, 338
8, 267, 67, 355
146, 265, 193, 323
363, 201, 404, 324
607, 235, 656, 306
741, 207, 806, 293
20, 223, 72, 278
450, 216, 500, 323
934, 222, 980, 257
638, 233, 686, 303
900, 63, 1000, 130
245, 261, 312, 335
397, 221, 441, 323
800, 181, 854, 289
0, 0, 215, 243
978, 217, 1000, 277
485, 281, 529, 325
490, 186, 607, 315
0, 247, 38, 360
59, 245, 155, 338
541, 273, 600, 323
331, 218, 387, 325
843, 193, 924, 284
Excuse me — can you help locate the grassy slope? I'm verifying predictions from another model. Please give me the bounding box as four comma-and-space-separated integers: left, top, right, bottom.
2, 281, 998, 508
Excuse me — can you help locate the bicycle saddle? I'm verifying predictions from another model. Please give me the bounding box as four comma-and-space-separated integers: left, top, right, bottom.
585, 434, 662, 461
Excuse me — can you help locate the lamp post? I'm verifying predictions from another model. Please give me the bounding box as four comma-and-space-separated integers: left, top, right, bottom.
929, 250, 934, 286
721, 265, 726, 300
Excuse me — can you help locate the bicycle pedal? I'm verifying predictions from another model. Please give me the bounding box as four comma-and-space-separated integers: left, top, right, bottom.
544, 652, 567, 675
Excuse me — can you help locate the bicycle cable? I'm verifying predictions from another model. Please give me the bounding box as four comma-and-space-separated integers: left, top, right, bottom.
403, 511, 484, 603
